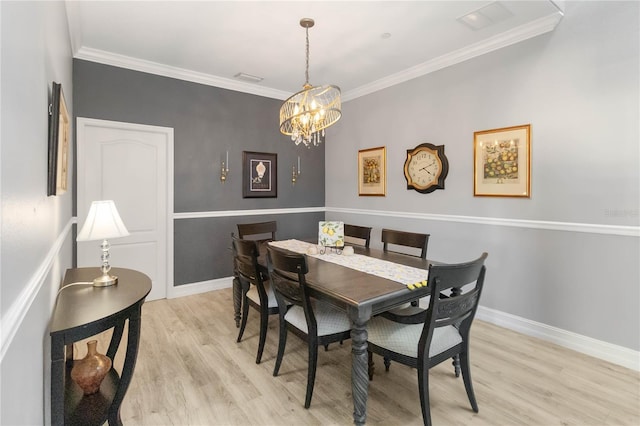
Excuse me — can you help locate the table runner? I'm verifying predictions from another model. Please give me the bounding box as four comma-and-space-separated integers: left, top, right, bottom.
269, 239, 428, 289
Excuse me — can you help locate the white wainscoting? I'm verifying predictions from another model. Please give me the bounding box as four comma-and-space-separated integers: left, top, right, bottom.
10, 208, 635, 370
0, 219, 73, 362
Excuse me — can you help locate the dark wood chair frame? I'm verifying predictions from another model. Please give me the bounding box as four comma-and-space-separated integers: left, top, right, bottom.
344, 224, 373, 248
267, 246, 352, 409
237, 220, 277, 243
367, 253, 488, 426
234, 236, 278, 364
381, 228, 430, 259
232, 221, 276, 328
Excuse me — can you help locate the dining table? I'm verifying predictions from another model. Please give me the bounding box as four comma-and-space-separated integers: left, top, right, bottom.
236, 239, 433, 425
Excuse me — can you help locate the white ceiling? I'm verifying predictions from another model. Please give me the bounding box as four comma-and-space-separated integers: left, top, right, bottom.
65, 1, 564, 101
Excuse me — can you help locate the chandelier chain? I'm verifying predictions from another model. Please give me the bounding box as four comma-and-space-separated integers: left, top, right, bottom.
305, 26, 310, 85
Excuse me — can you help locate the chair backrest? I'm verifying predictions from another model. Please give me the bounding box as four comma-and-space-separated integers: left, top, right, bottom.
344, 224, 372, 248
381, 228, 429, 259
266, 246, 318, 332
237, 221, 277, 242
420, 253, 488, 359
233, 236, 265, 290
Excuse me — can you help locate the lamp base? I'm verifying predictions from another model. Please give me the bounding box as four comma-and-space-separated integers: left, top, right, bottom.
93, 273, 118, 287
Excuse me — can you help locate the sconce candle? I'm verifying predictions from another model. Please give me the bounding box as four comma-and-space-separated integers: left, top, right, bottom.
221, 151, 230, 182
292, 156, 301, 184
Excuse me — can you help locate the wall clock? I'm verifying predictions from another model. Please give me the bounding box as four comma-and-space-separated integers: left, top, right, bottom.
404, 143, 449, 194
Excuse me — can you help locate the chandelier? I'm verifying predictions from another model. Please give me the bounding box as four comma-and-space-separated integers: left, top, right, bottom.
279, 18, 341, 147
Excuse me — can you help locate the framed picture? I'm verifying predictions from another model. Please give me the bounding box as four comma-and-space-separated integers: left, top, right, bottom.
242, 151, 277, 198
474, 124, 531, 198
358, 146, 386, 196
47, 82, 70, 196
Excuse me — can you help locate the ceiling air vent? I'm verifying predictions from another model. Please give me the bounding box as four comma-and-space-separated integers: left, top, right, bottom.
234, 72, 264, 83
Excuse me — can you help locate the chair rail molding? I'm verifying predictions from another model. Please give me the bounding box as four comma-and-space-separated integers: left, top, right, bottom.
173, 206, 325, 220
0, 218, 74, 362
325, 207, 639, 237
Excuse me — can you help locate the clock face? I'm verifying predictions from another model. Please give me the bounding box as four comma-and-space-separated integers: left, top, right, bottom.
407, 150, 440, 187
404, 143, 449, 194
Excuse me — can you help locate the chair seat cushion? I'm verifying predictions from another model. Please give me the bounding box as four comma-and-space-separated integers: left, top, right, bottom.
285, 301, 351, 336
367, 316, 462, 359
247, 281, 278, 308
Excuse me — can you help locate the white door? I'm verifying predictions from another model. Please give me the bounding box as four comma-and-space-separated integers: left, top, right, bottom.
76, 118, 174, 301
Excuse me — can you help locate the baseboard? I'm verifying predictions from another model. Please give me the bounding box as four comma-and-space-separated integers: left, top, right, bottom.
167, 276, 233, 299
476, 305, 639, 371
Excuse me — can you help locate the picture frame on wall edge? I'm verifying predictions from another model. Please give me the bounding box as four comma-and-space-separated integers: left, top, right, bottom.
358, 146, 386, 196
47, 81, 70, 196
242, 151, 278, 198
473, 124, 531, 198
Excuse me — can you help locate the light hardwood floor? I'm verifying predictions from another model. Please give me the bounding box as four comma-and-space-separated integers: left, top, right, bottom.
106, 288, 639, 425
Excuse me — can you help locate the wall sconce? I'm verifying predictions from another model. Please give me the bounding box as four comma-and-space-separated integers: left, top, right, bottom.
220, 151, 229, 182
292, 156, 301, 183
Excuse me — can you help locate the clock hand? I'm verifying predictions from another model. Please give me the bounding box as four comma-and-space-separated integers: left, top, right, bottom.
420, 166, 434, 175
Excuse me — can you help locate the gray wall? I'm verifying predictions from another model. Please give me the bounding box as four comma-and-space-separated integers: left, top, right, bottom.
326, 2, 639, 351
0, 1, 74, 424
73, 60, 326, 284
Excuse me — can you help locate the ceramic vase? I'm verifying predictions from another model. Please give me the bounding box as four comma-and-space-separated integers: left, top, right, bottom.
70, 340, 112, 395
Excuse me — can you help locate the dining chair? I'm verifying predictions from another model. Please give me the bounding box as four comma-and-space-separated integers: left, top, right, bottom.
237, 220, 277, 243
380, 228, 431, 317
234, 236, 279, 364
366, 252, 488, 426
231, 232, 242, 328
381, 228, 429, 259
267, 245, 352, 409
344, 224, 372, 248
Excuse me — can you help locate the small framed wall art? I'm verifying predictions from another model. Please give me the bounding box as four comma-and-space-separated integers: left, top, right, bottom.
473, 124, 531, 198
242, 151, 277, 198
47, 82, 70, 196
358, 146, 386, 196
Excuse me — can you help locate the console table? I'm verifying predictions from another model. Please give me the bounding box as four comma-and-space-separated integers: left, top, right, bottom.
50, 267, 151, 425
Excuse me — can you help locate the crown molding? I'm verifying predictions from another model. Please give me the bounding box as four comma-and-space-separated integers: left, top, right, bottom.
342, 11, 564, 102
74, 47, 291, 100
71, 10, 563, 103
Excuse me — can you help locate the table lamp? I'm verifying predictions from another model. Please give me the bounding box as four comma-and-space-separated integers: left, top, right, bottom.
77, 200, 130, 287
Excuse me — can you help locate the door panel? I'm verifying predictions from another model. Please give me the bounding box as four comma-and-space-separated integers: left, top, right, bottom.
77, 118, 173, 301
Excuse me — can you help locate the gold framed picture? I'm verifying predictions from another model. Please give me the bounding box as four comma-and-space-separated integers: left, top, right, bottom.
358, 146, 386, 196
47, 82, 70, 196
474, 124, 531, 198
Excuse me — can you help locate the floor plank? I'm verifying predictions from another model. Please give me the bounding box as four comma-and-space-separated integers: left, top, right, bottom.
109, 288, 639, 425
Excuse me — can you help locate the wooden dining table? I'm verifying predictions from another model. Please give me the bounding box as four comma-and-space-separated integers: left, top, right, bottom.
235, 240, 433, 425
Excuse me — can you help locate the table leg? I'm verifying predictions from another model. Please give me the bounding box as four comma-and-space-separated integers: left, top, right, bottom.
349, 306, 371, 425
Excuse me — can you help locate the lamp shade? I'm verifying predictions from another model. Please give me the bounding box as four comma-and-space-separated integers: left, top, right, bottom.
77, 200, 130, 241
